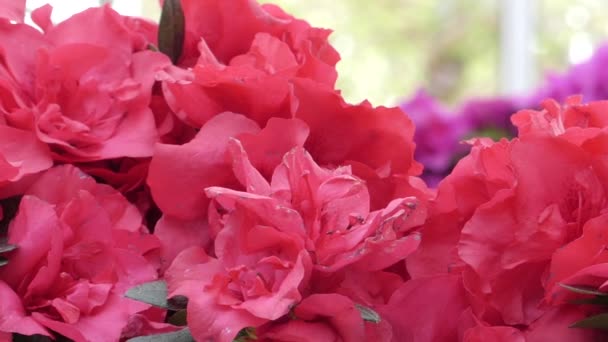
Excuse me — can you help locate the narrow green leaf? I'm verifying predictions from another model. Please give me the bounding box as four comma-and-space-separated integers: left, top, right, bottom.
0, 243, 17, 253
570, 313, 608, 330
147, 44, 159, 52
234, 327, 257, 342
158, 0, 185, 64
126, 280, 168, 308
12, 333, 54, 342
168, 295, 189, 309
355, 304, 381, 323
167, 309, 188, 326
127, 328, 194, 342
125, 280, 187, 310
0, 196, 22, 234
560, 283, 608, 296
468, 127, 511, 141
570, 296, 608, 306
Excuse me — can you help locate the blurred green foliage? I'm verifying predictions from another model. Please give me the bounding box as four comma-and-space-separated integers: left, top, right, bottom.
139, 0, 608, 107
259, 0, 608, 107
259, 0, 499, 106
537, 0, 608, 71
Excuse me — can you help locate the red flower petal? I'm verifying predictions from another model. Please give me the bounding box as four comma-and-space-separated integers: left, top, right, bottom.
378, 275, 470, 342
148, 112, 260, 219
0, 281, 49, 337
0, 126, 52, 183
239, 117, 309, 178
0, 0, 25, 22
0, 196, 60, 289
154, 215, 211, 272
547, 214, 608, 298
292, 79, 420, 177
463, 326, 524, 342
293, 294, 366, 342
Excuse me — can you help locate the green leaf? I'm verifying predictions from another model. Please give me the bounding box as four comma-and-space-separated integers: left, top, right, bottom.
127, 328, 194, 342
355, 304, 381, 323
12, 333, 54, 342
167, 309, 188, 326
559, 283, 608, 297
570, 296, 608, 306
168, 295, 189, 309
234, 327, 257, 342
0, 242, 15, 268
0, 196, 22, 234
125, 280, 187, 310
147, 44, 159, 52
158, 0, 185, 64
570, 313, 608, 330
468, 127, 511, 141
12, 333, 72, 342
0, 243, 17, 253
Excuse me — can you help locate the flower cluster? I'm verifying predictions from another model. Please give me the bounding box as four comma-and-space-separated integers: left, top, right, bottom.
403, 97, 608, 341
0, 0, 429, 341
2, 0, 608, 341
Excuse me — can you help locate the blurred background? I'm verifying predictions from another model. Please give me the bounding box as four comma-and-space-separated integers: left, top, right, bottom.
24, 0, 608, 107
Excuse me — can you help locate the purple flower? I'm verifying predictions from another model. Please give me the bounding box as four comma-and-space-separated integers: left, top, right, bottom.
457, 97, 519, 138
405, 42, 608, 188
401, 91, 462, 169
526, 44, 608, 106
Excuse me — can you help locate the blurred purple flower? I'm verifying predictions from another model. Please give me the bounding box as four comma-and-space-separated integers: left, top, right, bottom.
457, 97, 519, 138
401, 89, 468, 187
526, 44, 608, 105
403, 42, 608, 187
405, 94, 520, 186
